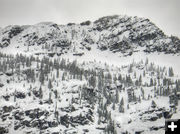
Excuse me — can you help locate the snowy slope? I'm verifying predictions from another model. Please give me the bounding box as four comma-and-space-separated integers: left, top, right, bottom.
0, 53, 180, 134
0, 15, 180, 55
0, 15, 180, 134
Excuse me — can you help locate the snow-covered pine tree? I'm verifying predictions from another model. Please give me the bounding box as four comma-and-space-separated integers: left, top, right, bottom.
150, 78, 153, 87
112, 101, 115, 110
39, 86, 43, 99
119, 98, 124, 113
128, 64, 133, 73
39, 70, 45, 85
139, 75, 142, 86
141, 87, 145, 100
168, 67, 174, 77
48, 79, 53, 89
115, 89, 119, 104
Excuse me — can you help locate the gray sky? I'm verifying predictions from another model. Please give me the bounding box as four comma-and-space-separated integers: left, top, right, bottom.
0, 0, 179, 37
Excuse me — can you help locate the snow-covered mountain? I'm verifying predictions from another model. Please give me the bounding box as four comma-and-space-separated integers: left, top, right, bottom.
0, 15, 180, 134
0, 15, 180, 55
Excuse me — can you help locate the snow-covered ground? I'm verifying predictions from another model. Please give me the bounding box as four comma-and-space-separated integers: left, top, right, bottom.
0, 51, 179, 134
0, 15, 180, 133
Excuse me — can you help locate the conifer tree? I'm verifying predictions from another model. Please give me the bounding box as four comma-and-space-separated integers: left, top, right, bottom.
150, 78, 153, 87
119, 98, 124, 113
138, 95, 141, 103
143, 70, 146, 77
115, 89, 119, 104
39, 86, 43, 99
9, 60, 15, 73
56, 69, 59, 78
39, 70, 45, 85
48, 79, 53, 89
139, 75, 142, 86
48, 92, 52, 104
128, 64, 133, 73
112, 101, 115, 110
175, 80, 180, 91
89, 75, 96, 88
134, 72, 136, 78
135, 80, 139, 86
168, 67, 174, 77
145, 58, 149, 65
141, 87, 145, 100
62, 73, 65, 81
118, 74, 122, 82
127, 104, 129, 109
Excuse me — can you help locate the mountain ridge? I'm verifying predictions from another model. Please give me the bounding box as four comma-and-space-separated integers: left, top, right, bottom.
0, 15, 180, 55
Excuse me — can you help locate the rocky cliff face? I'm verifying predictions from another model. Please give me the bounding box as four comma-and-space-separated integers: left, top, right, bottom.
0, 15, 180, 55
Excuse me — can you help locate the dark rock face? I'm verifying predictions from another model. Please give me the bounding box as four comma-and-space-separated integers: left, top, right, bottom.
1, 113, 10, 121
139, 108, 172, 121
70, 115, 89, 125
163, 111, 172, 119
60, 114, 69, 128
73, 53, 84, 56
61, 106, 76, 113
1, 108, 57, 131
110, 40, 131, 53
2, 95, 10, 101
25, 108, 49, 119
48, 53, 56, 57
0, 126, 8, 134
14, 111, 24, 120
15, 92, 26, 99
149, 116, 158, 121
31, 119, 50, 129
135, 130, 144, 134
93, 15, 179, 54
60, 113, 93, 128
5, 72, 13, 76
2, 106, 14, 113
0, 26, 24, 48
94, 15, 120, 31
150, 126, 164, 131
8, 26, 24, 39
80, 20, 91, 26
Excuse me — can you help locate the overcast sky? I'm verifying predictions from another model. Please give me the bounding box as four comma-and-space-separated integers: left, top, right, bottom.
0, 0, 179, 37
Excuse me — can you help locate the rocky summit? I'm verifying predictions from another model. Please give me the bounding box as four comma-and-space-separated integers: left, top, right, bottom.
0, 15, 180, 55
